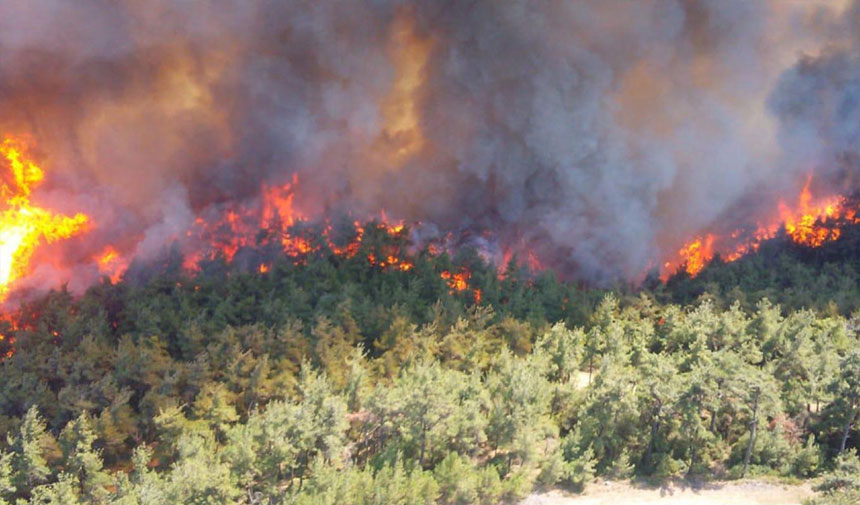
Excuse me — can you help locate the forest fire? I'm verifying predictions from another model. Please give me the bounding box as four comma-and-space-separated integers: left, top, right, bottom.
441, 269, 470, 292
175, 175, 419, 276
0, 143, 430, 302
672, 235, 716, 279
9, 3, 860, 499
96, 246, 127, 284
0, 137, 89, 300
663, 176, 860, 280
7, 140, 844, 301
180, 178, 308, 271
0, 134, 854, 302
498, 249, 544, 280
0, 0, 857, 298
780, 184, 847, 247
440, 268, 481, 303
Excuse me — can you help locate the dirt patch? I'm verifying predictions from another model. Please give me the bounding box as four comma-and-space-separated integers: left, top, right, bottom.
574, 371, 591, 390
521, 480, 814, 505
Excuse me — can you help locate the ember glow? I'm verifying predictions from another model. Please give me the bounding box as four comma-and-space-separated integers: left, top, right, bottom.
0, 137, 89, 299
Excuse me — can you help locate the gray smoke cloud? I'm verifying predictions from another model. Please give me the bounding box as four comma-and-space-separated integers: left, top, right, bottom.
770, 1, 860, 194
0, 0, 854, 291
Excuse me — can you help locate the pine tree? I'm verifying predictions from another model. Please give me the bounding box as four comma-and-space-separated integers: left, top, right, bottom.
0, 451, 13, 505
25, 473, 82, 505
828, 350, 860, 454
59, 412, 111, 502
11, 406, 56, 495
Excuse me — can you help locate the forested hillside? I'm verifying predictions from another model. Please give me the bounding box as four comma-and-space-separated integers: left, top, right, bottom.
661, 224, 860, 315
1, 223, 860, 504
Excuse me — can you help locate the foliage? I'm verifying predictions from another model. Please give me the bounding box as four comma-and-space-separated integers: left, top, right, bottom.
0, 221, 858, 503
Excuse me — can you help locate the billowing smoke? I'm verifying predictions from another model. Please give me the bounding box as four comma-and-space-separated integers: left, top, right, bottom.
770, 1, 860, 193
0, 0, 855, 291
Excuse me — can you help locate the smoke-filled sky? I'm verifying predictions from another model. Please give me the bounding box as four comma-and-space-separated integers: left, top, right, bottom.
1, 0, 859, 289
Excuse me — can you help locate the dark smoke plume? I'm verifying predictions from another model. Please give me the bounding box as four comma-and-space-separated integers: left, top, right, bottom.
0, 0, 855, 291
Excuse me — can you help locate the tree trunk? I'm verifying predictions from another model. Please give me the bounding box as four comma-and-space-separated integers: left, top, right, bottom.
839, 410, 855, 454
710, 379, 723, 433
588, 354, 593, 385
686, 395, 702, 479
742, 388, 760, 478
686, 440, 697, 479
419, 425, 427, 468
644, 416, 660, 470
686, 417, 700, 479
418, 411, 429, 468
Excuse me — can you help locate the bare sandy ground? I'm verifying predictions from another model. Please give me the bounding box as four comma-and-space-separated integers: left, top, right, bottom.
521, 480, 815, 505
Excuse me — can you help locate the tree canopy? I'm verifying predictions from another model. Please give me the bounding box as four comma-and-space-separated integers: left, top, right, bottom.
0, 221, 859, 503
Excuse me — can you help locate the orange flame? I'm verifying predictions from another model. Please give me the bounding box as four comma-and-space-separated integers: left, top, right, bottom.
441, 267, 482, 302
262, 175, 299, 230
663, 175, 860, 280
779, 177, 844, 247
0, 137, 89, 299
679, 234, 715, 278
441, 269, 470, 291
180, 175, 421, 275
96, 246, 127, 283
182, 176, 307, 271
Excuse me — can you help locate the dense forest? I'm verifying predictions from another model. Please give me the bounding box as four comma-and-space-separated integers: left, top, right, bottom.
0, 222, 859, 504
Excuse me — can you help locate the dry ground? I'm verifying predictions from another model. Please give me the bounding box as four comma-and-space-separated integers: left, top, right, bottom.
521, 480, 815, 505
